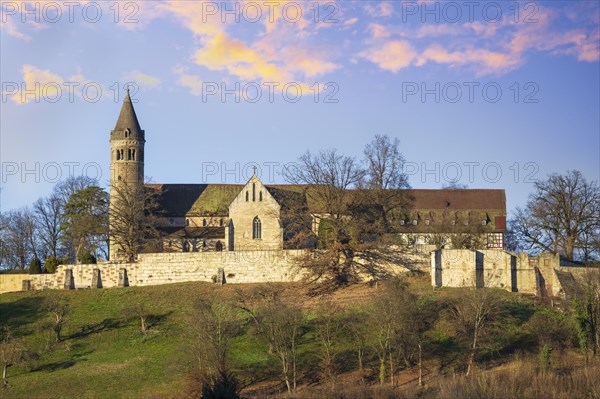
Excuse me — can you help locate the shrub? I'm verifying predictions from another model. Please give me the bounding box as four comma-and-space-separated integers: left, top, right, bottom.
44, 256, 68, 273
28, 258, 42, 274
78, 252, 97, 264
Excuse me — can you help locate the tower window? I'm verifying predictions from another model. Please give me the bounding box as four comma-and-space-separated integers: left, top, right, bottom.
252, 216, 262, 240
125, 128, 130, 138
127, 149, 135, 161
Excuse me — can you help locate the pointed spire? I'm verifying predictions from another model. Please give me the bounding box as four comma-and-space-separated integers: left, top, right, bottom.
114, 88, 142, 132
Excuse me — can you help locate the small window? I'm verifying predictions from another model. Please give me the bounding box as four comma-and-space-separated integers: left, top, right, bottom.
412, 220, 417, 225
464, 220, 469, 226
202, 219, 207, 227
481, 220, 487, 226
125, 128, 130, 138
400, 220, 405, 226
252, 183, 256, 202
216, 241, 223, 251
252, 216, 262, 240
425, 220, 430, 226
259, 191, 263, 201
219, 218, 224, 227
186, 219, 190, 226
245, 191, 249, 202
118, 176, 122, 181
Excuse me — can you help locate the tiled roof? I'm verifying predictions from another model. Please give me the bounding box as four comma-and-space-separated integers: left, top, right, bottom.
146, 183, 506, 217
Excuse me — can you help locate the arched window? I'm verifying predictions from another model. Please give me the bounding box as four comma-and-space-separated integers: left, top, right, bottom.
216, 241, 223, 251
245, 191, 249, 202
252, 216, 262, 240
252, 183, 256, 201
125, 128, 130, 138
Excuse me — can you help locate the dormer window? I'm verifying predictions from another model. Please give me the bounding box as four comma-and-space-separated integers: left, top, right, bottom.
481, 220, 487, 226
125, 128, 130, 138
412, 220, 417, 225
400, 220, 405, 226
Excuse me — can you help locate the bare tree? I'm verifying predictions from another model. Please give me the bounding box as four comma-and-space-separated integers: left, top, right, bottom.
34, 194, 64, 259
109, 181, 162, 262
42, 296, 69, 343
239, 287, 307, 395
2, 208, 38, 270
122, 303, 150, 334
511, 170, 599, 261
0, 326, 26, 389
447, 289, 505, 375
361, 135, 412, 234
313, 301, 345, 386
189, 298, 243, 374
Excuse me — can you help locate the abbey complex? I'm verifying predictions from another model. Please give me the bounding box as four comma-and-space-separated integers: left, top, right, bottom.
110, 91, 507, 258
0, 93, 585, 297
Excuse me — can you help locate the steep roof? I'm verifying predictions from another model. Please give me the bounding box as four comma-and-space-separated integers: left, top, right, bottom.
146, 183, 506, 217
114, 91, 142, 132
146, 184, 243, 216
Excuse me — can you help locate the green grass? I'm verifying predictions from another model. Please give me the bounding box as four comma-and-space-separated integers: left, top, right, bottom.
0, 282, 276, 398
0, 277, 582, 398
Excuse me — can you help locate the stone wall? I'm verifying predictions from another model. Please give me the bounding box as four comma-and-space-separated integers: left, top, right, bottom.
0, 274, 30, 294
431, 249, 563, 296
27, 250, 306, 290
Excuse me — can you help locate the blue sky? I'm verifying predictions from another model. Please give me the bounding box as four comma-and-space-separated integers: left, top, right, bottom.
1, 0, 599, 214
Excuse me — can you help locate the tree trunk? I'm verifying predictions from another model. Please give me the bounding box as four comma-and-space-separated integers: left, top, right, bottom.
2, 362, 7, 388
357, 347, 363, 372
418, 343, 423, 386
389, 351, 394, 385
379, 357, 385, 385
54, 324, 61, 343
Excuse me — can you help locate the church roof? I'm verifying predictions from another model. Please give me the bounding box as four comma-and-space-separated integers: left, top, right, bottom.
146, 183, 505, 218
146, 184, 243, 216
114, 91, 142, 132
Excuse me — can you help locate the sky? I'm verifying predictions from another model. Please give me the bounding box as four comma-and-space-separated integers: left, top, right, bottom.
1, 0, 599, 215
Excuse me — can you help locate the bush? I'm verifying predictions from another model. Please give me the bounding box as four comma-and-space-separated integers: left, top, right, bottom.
44, 256, 68, 273
201, 370, 242, 399
28, 257, 42, 274
78, 252, 97, 264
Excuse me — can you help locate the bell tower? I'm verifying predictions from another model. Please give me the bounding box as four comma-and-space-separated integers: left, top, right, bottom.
109, 88, 145, 260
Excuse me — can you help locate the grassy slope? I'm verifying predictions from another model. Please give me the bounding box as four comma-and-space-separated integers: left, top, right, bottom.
0, 275, 553, 398
1, 280, 395, 398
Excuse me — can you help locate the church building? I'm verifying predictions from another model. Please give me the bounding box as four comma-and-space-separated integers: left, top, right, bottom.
108, 92, 507, 260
